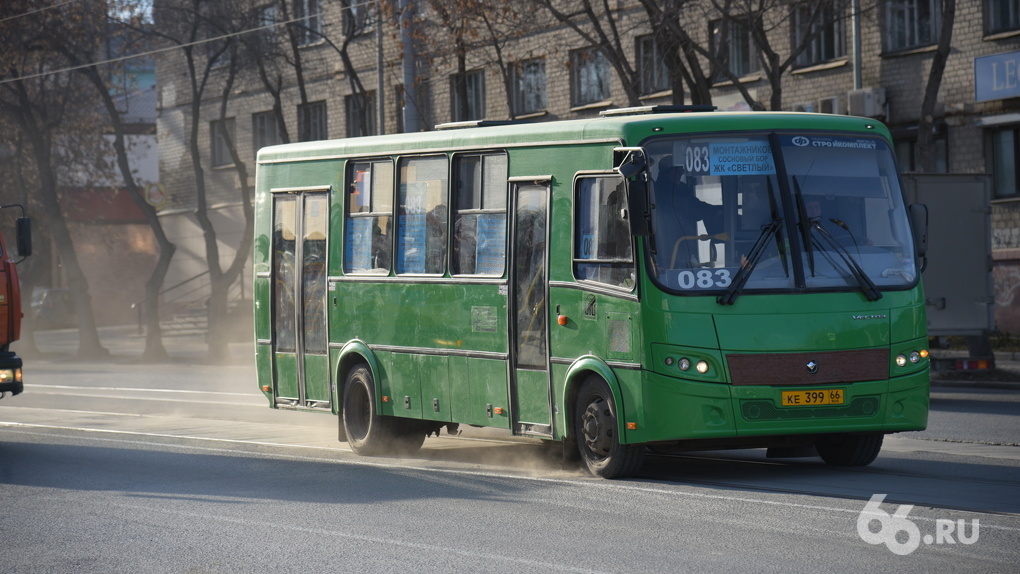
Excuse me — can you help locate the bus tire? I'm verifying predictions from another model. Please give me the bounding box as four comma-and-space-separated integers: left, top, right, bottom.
342, 363, 397, 456
575, 377, 644, 479
815, 433, 884, 466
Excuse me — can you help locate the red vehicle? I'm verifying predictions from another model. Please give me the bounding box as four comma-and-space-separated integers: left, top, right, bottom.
0, 206, 30, 400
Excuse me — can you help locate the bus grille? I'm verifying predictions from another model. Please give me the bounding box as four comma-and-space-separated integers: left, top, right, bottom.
740, 397, 881, 422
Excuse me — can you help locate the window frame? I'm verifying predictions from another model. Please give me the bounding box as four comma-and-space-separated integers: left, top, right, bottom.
450, 69, 486, 122
252, 111, 281, 159
451, 152, 508, 277
572, 172, 636, 291
298, 100, 327, 142
986, 0, 1020, 35
710, 16, 761, 81
293, 0, 323, 47
884, 0, 941, 52
395, 155, 450, 276
512, 58, 547, 116
570, 47, 612, 107
636, 34, 670, 95
345, 91, 377, 138
210, 117, 236, 168
344, 158, 394, 275
989, 125, 1020, 199
791, 1, 847, 68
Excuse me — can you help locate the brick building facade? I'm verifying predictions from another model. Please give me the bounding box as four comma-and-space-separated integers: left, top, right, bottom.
154, 0, 1020, 333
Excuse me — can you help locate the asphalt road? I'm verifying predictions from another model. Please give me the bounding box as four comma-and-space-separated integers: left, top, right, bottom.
1, 327, 1017, 572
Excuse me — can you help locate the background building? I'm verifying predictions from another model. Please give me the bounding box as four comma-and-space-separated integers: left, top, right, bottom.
154, 0, 1020, 335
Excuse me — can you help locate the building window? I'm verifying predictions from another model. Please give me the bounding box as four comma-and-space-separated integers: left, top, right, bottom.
710, 17, 760, 80
987, 0, 1020, 34
450, 69, 485, 122
990, 126, 1019, 198
793, 2, 846, 67
258, 4, 280, 48
345, 92, 376, 137
571, 47, 612, 106
210, 118, 235, 167
452, 153, 507, 276
252, 111, 280, 158
298, 101, 327, 141
637, 35, 669, 95
574, 175, 635, 289
341, 0, 375, 35
512, 58, 546, 115
894, 137, 948, 174
396, 156, 449, 275
885, 0, 940, 52
345, 159, 394, 274
294, 0, 322, 46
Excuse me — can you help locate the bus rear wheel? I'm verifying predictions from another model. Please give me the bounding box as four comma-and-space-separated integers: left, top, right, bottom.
575, 377, 644, 479
815, 433, 884, 466
342, 363, 424, 456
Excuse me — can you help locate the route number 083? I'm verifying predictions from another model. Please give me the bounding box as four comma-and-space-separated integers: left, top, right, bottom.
675, 269, 732, 289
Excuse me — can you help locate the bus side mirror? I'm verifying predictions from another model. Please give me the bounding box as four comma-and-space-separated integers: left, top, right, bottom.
628, 180, 651, 237
909, 203, 927, 270
16, 217, 31, 258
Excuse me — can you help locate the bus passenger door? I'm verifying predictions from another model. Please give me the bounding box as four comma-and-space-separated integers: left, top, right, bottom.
509, 182, 553, 437
271, 190, 331, 410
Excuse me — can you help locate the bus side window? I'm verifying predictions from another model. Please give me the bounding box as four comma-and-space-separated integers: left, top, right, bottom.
452, 153, 508, 276
397, 156, 449, 274
573, 175, 635, 289
344, 160, 393, 274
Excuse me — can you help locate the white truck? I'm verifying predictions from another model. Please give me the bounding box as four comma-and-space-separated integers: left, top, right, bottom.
902, 173, 996, 371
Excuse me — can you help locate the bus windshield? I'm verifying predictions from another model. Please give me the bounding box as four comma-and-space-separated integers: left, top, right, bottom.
644, 133, 916, 300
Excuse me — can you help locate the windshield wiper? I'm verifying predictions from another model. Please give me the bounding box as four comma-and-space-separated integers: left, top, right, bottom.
793, 177, 881, 301
718, 217, 782, 305
808, 221, 883, 301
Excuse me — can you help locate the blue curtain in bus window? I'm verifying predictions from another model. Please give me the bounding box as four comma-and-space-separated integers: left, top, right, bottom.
273, 196, 297, 353
453, 153, 507, 276
302, 194, 327, 355
397, 156, 448, 274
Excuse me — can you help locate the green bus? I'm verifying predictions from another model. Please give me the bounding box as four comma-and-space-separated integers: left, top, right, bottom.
253, 106, 930, 478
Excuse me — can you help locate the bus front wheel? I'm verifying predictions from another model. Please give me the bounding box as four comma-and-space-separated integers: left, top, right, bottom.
815, 433, 884, 466
575, 377, 644, 479
342, 363, 424, 456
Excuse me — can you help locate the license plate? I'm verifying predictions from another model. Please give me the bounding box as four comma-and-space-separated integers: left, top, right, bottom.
781, 389, 844, 406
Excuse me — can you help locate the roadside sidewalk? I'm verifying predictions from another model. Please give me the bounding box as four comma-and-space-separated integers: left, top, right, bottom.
12, 325, 253, 366
13, 325, 1020, 389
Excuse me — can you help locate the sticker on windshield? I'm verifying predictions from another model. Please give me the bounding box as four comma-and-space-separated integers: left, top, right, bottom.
678, 141, 776, 176
781, 135, 879, 150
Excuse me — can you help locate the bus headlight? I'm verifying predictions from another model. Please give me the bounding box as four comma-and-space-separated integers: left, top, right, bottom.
0, 369, 18, 383
696, 360, 710, 374
895, 354, 908, 367
909, 351, 921, 364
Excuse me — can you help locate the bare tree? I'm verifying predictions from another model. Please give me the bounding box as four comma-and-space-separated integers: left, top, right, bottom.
916, 0, 955, 173
0, 0, 110, 359
54, 1, 178, 361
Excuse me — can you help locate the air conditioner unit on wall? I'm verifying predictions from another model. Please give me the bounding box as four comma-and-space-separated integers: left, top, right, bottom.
847, 88, 886, 117
818, 96, 844, 115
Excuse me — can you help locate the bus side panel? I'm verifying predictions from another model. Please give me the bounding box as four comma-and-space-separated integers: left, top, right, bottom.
420, 355, 451, 423
450, 356, 511, 428
256, 343, 273, 404
379, 351, 423, 419
274, 353, 299, 400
